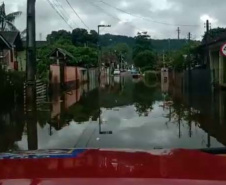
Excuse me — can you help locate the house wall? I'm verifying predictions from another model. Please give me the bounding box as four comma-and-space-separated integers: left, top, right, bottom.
88, 68, 98, 91
49, 65, 110, 92
3, 50, 11, 70
50, 64, 61, 84
50, 65, 90, 87
210, 50, 220, 84
64, 66, 78, 83
1, 49, 21, 71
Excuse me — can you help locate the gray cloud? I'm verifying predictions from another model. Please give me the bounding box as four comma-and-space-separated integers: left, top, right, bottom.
4, 0, 226, 40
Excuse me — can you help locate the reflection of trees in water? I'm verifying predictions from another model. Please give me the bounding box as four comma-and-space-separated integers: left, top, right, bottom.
99, 78, 163, 116
133, 82, 162, 116
0, 71, 25, 152
166, 88, 226, 147
165, 99, 200, 138
100, 77, 134, 108
0, 98, 25, 152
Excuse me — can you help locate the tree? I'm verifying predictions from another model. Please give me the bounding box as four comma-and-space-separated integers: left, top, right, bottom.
72, 28, 89, 46
169, 41, 200, 71
202, 27, 226, 43
0, 2, 22, 31
47, 30, 72, 44
113, 43, 132, 64
71, 47, 98, 67
133, 32, 152, 58
88, 30, 98, 45
133, 81, 162, 116
37, 39, 98, 78
134, 50, 155, 69
114, 43, 130, 55
72, 28, 98, 47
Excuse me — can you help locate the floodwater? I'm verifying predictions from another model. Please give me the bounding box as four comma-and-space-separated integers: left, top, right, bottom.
0, 72, 226, 152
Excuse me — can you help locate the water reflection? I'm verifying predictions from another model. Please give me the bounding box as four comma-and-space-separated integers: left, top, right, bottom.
0, 73, 226, 152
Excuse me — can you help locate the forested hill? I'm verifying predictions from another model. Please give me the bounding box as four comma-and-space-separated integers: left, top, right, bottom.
100, 34, 188, 53
152, 39, 188, 53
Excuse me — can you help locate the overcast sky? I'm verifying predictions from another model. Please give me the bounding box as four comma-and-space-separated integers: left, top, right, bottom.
4, 0, 226, 40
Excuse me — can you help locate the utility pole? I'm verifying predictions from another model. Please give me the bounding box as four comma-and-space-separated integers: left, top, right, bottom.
162, 50, 165, 66
205, 20, 210, 66
187, 32, 192, 70
177, 27, 181, 40
187, 32, 192, 77
27, 0, 36, 85
188, 32, 191, 41
188, 32, 192, 138
26, 0, 37, 150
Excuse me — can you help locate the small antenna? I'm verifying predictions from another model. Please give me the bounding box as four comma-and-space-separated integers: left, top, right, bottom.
39, 33, 42, 41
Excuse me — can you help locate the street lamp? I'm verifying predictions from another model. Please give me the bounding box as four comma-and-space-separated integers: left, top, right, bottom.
98, 25, 111, 36
97, 24, 111, 81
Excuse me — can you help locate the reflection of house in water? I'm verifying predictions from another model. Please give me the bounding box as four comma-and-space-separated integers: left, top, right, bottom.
49, 70, 108, 130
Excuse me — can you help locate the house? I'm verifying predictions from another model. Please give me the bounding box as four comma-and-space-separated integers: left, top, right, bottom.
0, 31, 23, 71
202, 32, 226, 88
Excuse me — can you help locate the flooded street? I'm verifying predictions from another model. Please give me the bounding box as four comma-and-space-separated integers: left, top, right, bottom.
0, 73, 226, 152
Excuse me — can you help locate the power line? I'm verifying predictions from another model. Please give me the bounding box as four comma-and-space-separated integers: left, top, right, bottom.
65, 0, 90, 30
99, 0, 200, 27
88, 1, 144, 33
54, 0, 70, 20
54, 0, 78, 28
46, 0, 74, 29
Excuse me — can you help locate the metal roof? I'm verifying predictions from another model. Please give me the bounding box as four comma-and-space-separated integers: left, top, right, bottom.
0, 33, 11, 49
0, 31, 19, 46
50, 48, 76, 60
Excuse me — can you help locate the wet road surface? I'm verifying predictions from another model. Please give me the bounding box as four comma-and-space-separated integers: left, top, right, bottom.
0, 74, 226, 152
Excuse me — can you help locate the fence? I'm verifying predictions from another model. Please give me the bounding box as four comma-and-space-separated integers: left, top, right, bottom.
24, 79, 48, 111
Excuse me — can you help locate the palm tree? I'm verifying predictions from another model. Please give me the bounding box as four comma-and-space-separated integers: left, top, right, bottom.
0, 2, 22, 31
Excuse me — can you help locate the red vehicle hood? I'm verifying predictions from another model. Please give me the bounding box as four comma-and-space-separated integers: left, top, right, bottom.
0, 149, 226, 184
1, 178, 226, 185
